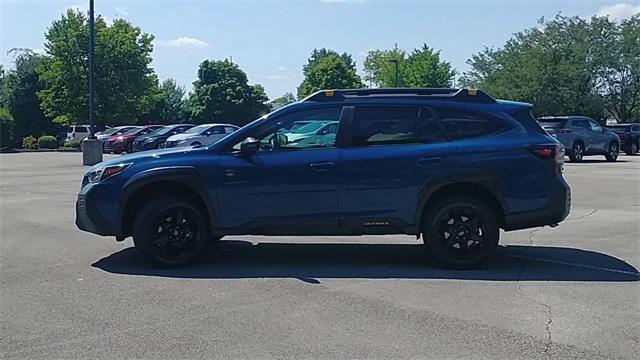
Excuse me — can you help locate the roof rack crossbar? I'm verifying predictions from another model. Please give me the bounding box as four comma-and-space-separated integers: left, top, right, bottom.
303, 88, 495, 103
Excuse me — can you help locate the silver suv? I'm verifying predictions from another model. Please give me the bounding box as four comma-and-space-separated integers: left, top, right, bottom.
538, 116, 620, 162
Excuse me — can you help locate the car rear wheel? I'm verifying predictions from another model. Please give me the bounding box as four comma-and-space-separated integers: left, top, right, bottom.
569, 142, 583, 162
605, 142, 619, 162
133, 197, 208, 267
625, 142, 638, 156
422, 196, 499, 269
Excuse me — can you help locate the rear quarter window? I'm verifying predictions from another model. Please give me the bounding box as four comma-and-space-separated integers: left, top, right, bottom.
435, 108, 507, 140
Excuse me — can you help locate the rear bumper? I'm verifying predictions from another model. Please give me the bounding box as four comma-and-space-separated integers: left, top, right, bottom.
503, 177, 571, 231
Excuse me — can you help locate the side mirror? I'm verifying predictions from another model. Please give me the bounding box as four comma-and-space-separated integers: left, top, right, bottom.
240, 137, 260, 155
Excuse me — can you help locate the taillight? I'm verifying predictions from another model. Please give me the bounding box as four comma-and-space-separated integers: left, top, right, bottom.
619, 133, 629, 140
530, 144, 564, 174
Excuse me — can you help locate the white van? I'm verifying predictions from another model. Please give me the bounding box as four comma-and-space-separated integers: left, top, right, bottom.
67, 125, 92, 140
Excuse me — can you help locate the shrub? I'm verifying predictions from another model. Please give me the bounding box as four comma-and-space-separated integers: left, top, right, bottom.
22, 135, 38, 149
64, 139, 82, 149
37, 135, 58, 149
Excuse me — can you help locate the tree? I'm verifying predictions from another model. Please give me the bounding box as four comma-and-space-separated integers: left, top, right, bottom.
303, 48, 356, 75
298, 54, 364, 98
185, 60, 269, 125
459, 15, 640, 121
37, 9, 156, 126
140, 79, 186, 124
0, 107, 15, 147
595, 15, 640, 122
269, 92, 296, 110
363, 44, 455, 88
2, 50, 54, 141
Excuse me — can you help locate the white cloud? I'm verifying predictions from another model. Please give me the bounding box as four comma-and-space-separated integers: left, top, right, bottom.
596, 3, 640, 20
115, 6, 129, 16
267, 74, 289, 80
155, 37, 210, 49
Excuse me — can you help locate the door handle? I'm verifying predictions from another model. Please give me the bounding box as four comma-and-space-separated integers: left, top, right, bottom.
224, 169, 237, 177
309, 162, 336, 171
417, 157, 442, 166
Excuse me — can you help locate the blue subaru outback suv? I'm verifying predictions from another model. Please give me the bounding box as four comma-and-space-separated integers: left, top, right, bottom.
76, 88, 571, 269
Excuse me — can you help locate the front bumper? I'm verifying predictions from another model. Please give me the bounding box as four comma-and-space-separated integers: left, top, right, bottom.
75, 184, 121, 236
503, 176, 571, 231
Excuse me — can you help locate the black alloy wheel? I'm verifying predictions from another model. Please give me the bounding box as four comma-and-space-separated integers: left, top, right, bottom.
423, 196, 499, 269
133, 198, 207, 267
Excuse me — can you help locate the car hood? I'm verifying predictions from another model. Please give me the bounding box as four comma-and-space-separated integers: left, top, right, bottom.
94, 147, 201, 169
167, 133, 197, 142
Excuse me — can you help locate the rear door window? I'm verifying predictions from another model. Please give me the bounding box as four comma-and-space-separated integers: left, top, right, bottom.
351, 106, 418, 146
416, 109, 446, 143
434, 108, 506, 140
571, 119, 590, 130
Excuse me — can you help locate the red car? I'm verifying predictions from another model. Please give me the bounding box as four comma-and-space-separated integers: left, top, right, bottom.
103, 125, 163, 154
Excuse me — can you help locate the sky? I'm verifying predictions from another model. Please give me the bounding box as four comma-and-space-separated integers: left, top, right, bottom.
1, 0, 639, 100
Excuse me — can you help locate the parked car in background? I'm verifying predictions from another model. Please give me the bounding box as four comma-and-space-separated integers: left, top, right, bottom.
76, 88, 571, 269
606, 123, 639, 155
537, 116, 620, 162
282, 121, 339, 147
95, 126, 137, 141
131, 124, 195, 152
103, 125, 163, 154
66, 125, 92, 141
164, 124, 239, 148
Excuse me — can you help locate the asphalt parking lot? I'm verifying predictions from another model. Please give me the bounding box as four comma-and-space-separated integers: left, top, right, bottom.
1, 152, 638, 359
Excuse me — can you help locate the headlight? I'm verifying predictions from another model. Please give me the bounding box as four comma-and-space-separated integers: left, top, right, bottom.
85, 163, 131, 184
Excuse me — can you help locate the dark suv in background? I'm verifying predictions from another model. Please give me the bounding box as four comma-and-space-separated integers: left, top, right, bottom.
538, 116, 620, 162
131, 124, 195, 152
77, 88, 571, 269
607, 123, 639, 155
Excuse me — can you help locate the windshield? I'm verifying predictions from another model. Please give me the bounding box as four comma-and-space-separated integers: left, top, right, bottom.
99, 128, 119, 136
183, 125, 211, 135
607, 125, 631, 133
149, 126, 176, 136
122, 127, 144, 135
289, 122, 327, 134
538, 119, 567, 128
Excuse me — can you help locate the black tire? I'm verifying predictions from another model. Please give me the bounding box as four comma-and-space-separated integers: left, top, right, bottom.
605, 142, 619, 162
133, 197, 208, 267
422, 196, 500, 269
569, 142, 584, 162
625, 142, 638, 156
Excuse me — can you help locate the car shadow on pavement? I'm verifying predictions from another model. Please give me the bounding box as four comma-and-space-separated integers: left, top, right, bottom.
566, 159, 629, 164
92, 241, 640, 283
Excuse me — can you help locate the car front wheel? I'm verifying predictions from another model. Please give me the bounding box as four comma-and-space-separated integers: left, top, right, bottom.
133, 197, 208, 267
605, 142, 619, 162
422, 196, 500, 269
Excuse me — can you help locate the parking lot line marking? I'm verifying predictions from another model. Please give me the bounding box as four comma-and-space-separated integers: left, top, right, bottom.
506, 254, 640, 277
